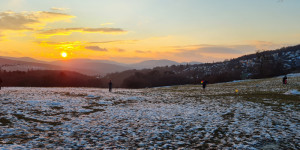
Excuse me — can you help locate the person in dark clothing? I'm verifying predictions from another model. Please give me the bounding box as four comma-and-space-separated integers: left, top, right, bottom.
0, 78, 2, 90
108, 80, 112, 92
282, 75, 287, 84
202, 80, 207, 91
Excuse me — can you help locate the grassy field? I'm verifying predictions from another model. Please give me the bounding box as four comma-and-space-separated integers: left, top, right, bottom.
0, 74, 299, 149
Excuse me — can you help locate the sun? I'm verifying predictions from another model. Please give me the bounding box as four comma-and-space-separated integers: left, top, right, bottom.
61, 52, 68, 58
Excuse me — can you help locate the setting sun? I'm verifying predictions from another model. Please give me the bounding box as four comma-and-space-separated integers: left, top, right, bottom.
61, 52, 68, 58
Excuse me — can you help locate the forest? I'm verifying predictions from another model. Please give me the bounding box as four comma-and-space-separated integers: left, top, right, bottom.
0, 70, 102, 87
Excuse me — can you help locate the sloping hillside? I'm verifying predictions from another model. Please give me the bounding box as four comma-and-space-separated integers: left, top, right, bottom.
105, 44, 300, 88
0, 74, 299, 149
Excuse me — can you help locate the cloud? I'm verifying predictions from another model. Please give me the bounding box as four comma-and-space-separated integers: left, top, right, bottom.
0, 11, 74, 31
250, 40, 286, 50
0, 11, 37, 31
194, 46, 243, 54
38, 41, 108, 52
85, 46, 107, 51
135, 50, 152, 53
35, 11, 74, 23
38, 27, 127, 38
116, 48, 125, 52
90, 40, 138, 44
39, 41, 84, 51
169, 44, 250, 63
169, 43, 281, 55
51, 7, 69, 11
169, 41, 290, 63
173, 45, 243, 55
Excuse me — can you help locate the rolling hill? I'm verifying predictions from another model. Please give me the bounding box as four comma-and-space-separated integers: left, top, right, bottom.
0, 56, 196, 76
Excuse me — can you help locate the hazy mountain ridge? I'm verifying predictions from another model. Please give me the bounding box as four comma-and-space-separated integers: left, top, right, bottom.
51, 59, 131, 76
0, 57, 65, 72
0, 56, 45, 63
0, 56, 199, 76
128, 59, 180, 69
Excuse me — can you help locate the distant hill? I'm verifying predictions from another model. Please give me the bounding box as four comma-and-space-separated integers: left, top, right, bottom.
128, 59, 179, 69
0, 56, 46, 64
51, 59, 131, 76
0, 57, 65, 72
0, 56, 201, 76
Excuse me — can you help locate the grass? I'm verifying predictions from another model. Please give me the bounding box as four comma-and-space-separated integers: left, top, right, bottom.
147, 75, 300, 112
13, 114, 62, 126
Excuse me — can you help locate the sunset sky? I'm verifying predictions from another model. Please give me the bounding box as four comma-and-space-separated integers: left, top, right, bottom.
0, 0, 300, 63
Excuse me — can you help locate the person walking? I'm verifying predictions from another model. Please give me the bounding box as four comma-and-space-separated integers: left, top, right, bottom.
108, 80, 112, 92
0, 77, 2, 90
202, 80, 207, 91
282, 75, 287, 85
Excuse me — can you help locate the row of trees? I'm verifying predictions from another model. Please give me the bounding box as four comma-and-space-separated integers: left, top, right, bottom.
0, 70, 102, 87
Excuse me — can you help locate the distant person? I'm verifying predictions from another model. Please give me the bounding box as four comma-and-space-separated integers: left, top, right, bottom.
202, 80, 207, 91
0, 77, 2, 90
282, 75, 287, 85
108, 80, 112, 92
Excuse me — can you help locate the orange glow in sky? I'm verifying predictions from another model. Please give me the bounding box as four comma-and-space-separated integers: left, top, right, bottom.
0, 0, 299, 63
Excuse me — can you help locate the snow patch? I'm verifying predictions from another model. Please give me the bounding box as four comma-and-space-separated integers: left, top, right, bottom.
284, 89, 300, 95
98, 101, 113, 105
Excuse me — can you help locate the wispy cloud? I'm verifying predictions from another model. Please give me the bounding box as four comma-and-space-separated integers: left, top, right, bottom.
167, 41, 290, 63
85, 46, 107, 51
0, 11, 74, 31
195, 46, 243, 54
39, 41, 84, 51
51, 7, 70, 11
169, 41, 286, 55
116, 48, 125, 52
135, 50, 152, 53
90, 40, 138, 44
172, 45, 244, 56
250, 40, 287, 51
37, 27, 127, 38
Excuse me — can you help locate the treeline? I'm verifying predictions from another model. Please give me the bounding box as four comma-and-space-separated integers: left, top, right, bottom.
104, 44, 300, 88
0, 70, 102, 87
104, 61, 243, 89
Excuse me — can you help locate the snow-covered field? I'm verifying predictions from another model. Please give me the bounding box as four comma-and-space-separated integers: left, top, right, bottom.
0, 75, 299, 149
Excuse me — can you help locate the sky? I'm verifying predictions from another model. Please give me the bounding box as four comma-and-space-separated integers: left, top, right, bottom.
0, 0, 300, 63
